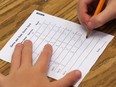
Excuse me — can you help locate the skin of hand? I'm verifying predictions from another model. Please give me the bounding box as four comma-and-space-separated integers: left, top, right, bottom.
0, 40, 81, 87
77, 0, 116, 30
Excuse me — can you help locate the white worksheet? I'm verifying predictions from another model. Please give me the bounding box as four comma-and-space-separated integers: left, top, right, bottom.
0, 10, 114, 87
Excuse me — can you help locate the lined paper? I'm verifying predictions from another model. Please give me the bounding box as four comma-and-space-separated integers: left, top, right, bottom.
0, 10, 114, 87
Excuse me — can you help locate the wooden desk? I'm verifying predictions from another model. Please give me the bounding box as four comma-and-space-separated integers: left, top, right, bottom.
0, 0, 116, 87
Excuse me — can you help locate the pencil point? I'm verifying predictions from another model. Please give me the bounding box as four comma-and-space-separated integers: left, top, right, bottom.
86, 30, 92, 39
86, 35, 88, 39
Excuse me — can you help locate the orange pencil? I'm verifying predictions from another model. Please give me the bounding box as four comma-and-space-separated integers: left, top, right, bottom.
94, 0, 106, 15
86, 0, 106, 38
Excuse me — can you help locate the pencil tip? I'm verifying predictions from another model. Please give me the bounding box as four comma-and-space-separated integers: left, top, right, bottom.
86, 35, 88, 39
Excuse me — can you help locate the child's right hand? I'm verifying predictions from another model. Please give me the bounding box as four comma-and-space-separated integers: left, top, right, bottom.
77, 0, 116, 30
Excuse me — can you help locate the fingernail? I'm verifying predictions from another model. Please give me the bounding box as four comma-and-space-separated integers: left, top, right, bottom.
16, 43, 23, 47
75, 70, 81, 79
88, 22, 95, 30
24, 40, 31, 43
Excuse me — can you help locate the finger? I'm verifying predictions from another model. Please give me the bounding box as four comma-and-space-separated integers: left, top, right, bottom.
10, 43, 23, 73
87, 3, 116, 29
77, 0, 91, 27
21, 40, 32, 67
0, 73, 4, 81
34, 44, 52, 74
53, 70, 81, 87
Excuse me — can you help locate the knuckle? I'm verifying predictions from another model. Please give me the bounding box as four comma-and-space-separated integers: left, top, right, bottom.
96, 17, 104, 24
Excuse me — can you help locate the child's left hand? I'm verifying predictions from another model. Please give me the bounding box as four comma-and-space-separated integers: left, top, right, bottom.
0, 40, 81, 87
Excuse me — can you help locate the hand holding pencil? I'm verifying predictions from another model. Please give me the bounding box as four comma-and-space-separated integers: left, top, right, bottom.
77, 0, 116, 30
86, 0, 105, 38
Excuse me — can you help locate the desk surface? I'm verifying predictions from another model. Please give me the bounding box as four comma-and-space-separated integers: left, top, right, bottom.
0, 0, 116, 87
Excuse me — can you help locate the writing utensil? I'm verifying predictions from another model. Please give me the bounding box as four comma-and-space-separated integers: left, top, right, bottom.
86, 0, 105, 38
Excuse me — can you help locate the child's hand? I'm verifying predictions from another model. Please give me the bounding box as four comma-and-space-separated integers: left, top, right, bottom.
77, 0, 116, 30
0, 40, 81, 87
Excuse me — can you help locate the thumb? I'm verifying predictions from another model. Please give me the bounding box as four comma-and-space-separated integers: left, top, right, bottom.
0, 74, 4, 87
87, 6, 116, 30
0, 73, 4, 82
54, 70, 81, 87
